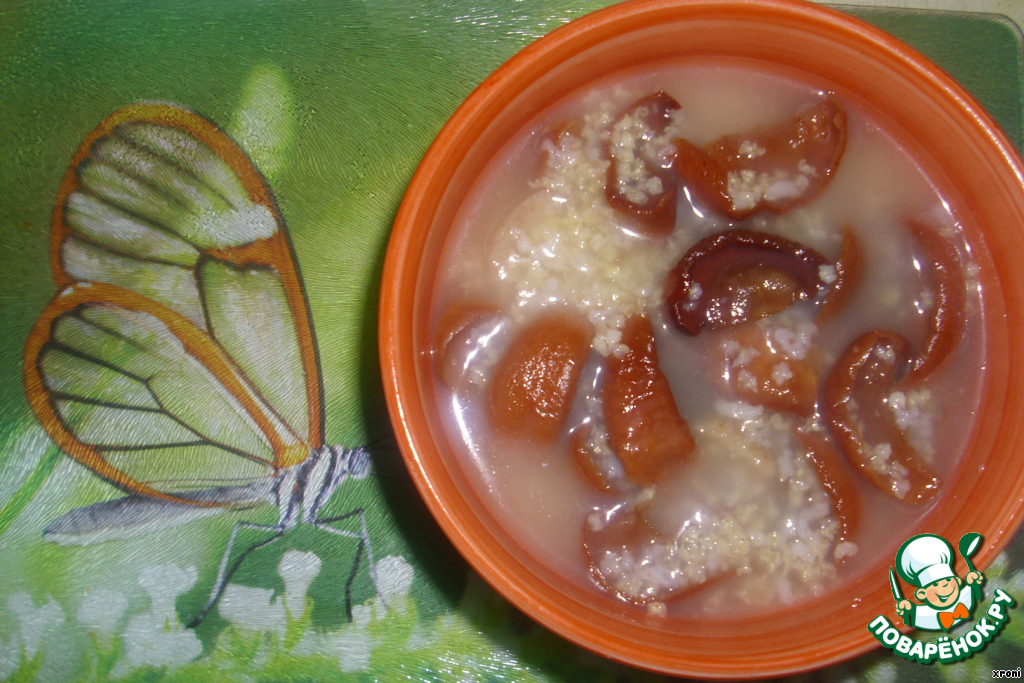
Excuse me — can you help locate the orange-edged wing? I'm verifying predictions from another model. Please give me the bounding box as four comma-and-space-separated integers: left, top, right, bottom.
24, 282, 311, 505
46, 103, 322, 461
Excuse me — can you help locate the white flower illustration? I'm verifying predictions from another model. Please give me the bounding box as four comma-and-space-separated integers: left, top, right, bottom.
278, 550, 321, 619
218, 549, 323, 634
292, 555, 414, 673
331, 630, 374, 673
77, 589, 128, 633
0, 593, 65, 679
118, 564, 201, 671
218, 584, 286, 635
376, 555, 414, 605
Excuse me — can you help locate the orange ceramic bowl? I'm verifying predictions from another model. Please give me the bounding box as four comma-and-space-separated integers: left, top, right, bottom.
379, 0, 1024, 677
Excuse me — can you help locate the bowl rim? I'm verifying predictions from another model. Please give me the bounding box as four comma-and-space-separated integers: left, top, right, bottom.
380, 0, 1024, 677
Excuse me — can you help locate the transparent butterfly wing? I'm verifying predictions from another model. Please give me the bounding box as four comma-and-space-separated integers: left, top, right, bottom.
25, 103, 323, 503
26, 282, 306, 502
51, 103, 322, 450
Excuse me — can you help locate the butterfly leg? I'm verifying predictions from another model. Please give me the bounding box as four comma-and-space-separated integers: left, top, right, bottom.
342, 539, 365, 620
187, 520, 285, 628
313, 507, 388, 616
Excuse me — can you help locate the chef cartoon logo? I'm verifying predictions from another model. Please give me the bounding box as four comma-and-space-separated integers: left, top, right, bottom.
868, 532, 1017, 664
892, 533, 983, 631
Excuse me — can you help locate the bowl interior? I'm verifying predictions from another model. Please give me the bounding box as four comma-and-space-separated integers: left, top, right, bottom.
380, 0, 1024, 677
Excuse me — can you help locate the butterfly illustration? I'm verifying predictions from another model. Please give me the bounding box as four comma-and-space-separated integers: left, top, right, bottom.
22, 102, 383, 626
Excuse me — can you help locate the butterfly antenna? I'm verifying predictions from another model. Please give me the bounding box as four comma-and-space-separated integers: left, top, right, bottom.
353, 436, 410, 483
368, 471, 412, 483
362, 433, 400, 453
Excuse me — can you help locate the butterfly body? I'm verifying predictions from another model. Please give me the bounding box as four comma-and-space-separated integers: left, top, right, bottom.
267, 444, 372, 531
42, 443, 369, 539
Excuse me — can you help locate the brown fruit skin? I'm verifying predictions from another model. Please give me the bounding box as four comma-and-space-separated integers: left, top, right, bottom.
603, 315, 695, 486
569, 425, 612, 492
716, 327, 818, 417
904, 219, 966, 383
665, 229, 829, 335
489, 312, 592, 442
674, 94, 848, 219
821, 330, 942, 504
798, 432, 860, 557
581, 504, 731, 605
737, 353, 817, 416
432, 301, 501, 388
605, 91, 682, 237
817, 228, 861, 320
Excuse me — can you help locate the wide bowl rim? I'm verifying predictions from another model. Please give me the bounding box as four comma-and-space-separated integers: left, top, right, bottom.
380, 0, 1024, 677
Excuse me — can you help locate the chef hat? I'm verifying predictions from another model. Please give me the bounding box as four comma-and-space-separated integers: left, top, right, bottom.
896, 534, 956, 588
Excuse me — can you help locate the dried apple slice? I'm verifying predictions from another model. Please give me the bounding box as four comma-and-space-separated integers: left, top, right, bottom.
535, 119, 583, 170
665, 229, 832, 334
582, 505, 725, 606
717, 325, 818, 416
822, 330, 941, 503
820, 223, 963, 502
489, 311, 592, 442
904, 219, 966, 383
674, 95, 847, 219
605, 91, 682, 237
583, 505, 666, 604
603, 315, 695, 486
797, 432, 860, 559
432, 301, 504, 388
570, 425, 613, 492
817, 227, 861, 320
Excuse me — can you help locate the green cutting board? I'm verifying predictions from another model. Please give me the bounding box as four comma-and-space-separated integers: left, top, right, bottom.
0, 2, 1020, 681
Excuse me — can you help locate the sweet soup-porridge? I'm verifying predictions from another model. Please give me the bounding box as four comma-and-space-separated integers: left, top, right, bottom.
432, 62, 983, 616
430, 61, 984, 616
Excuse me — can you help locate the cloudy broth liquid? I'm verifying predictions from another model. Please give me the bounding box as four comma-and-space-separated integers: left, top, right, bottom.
430, 60, 985, 617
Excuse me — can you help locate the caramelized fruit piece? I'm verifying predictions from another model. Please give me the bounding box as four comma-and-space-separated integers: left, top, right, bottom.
674, 95, 847, 219
822, 330, 941, 503
820, 223, 964, 501
583, 506, 663, 604
582, 505, 712, 605
536, 119, 582, 167
432, 301, 502, 388
570, 425, 612, 492
605, 92, 682, 237
665, 229, 830, 334
904, 220, 966, 383
798, 432, 860, 557
717, 326, 818, 416
603, 315, 695, 485
817, 228, 861, 320
489, 312, 592, 442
